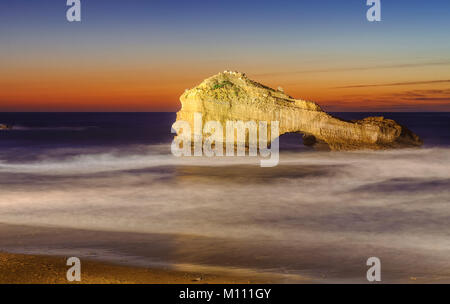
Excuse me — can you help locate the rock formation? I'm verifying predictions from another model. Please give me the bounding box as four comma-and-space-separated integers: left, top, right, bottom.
174, 71, 423, 150
0, 124, 12, 131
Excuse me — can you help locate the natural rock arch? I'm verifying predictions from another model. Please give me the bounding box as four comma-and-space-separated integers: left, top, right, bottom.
174, 71, 422, 151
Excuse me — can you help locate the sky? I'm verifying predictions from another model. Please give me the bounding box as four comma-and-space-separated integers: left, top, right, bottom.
0, 0, 449, 111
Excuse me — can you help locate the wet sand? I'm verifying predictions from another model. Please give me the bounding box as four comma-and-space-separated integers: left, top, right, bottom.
0, 223, 450, 284
1, 222, 449, 284
0, 223, 306, 284
0, 252, 282, 284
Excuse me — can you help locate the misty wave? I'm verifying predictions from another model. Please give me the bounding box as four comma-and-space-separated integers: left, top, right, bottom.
0, 144, 448, 176
0, 145, 449, 281
0, 146, 448, 234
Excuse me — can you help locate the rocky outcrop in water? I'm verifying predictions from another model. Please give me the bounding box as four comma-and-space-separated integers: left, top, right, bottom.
174, 71, 423, 150
0, 124, 12, 131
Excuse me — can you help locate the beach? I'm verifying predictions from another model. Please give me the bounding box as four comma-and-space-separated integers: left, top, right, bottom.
0, 223, 311, 284
1, 219, 449, 284
0, 251, 282, 284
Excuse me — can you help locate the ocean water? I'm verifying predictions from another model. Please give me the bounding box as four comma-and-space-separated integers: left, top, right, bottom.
0, 112, 449, 282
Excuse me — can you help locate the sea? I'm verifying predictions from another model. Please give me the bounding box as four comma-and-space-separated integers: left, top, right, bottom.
0, 112, 449, 283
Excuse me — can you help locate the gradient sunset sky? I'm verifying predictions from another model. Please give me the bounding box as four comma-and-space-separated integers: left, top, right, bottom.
1, 0, 449, 111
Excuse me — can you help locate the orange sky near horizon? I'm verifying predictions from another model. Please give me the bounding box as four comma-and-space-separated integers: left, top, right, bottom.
1, 60, 449, 112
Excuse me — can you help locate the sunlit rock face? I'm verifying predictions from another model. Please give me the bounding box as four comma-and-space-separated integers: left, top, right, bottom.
174, 71, 423, 150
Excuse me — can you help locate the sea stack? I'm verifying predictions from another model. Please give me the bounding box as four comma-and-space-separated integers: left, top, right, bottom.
174, 71, 423, 150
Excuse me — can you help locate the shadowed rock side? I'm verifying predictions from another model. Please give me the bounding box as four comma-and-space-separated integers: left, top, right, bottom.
174, 71, 423, 150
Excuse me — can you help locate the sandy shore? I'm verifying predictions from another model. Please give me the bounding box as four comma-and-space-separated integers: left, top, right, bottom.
0, 252, 282, 284
1, 223, 448, 283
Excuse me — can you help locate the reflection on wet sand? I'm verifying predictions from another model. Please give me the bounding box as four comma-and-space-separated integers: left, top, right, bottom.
1, 223, 449, 283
